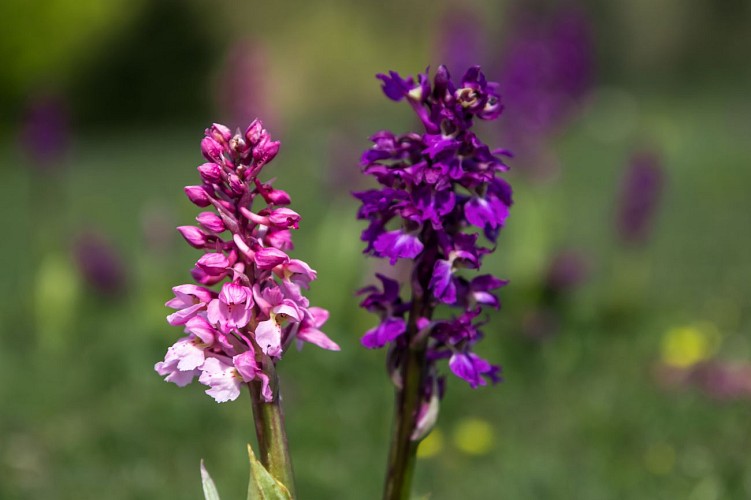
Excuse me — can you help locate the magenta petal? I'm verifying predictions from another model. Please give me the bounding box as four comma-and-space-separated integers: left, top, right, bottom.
196, 252, 230, 274
221, 282, 250, 304
308, 306, 329, 328
206, 299, 222, 326
254, 247, 289, 270
177, 226, 208, 248
297, 327, 340, 351
184, 316, 216, 345
196, 211, 225, 233
273, 303, 301, 321
233, 350, 260, 382
229, 304, 251, 329
166, 303, 204, 326
257, 372, 273, 402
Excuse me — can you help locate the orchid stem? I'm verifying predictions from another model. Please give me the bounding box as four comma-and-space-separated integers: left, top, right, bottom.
249, 371, 296, 497
383, 286, 430, 500
383, 344, 427, 500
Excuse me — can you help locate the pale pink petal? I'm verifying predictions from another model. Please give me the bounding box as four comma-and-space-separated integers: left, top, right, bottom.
184, 316, 216, 345
297, 327, 340, 351
229, 304, 251, 329
232, 350, 259, 382
273, 303, 302, 322
199, 357, 242, 403
308, 306, 329, 328
206, 299, 222, 326
255, 318, 282, 358
170, 338, 206, 371
166, 303, 204, 326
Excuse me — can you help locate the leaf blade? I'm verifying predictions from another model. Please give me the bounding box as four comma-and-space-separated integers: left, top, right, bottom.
200, 459, 222, 500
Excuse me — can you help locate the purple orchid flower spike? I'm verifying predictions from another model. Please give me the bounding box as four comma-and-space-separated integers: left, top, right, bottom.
156, 121, 338, 406
72, 231, 127, 297
616, 150, 665, 246
215, 38, 279, 131
355, 65, 512, 499
156, 121, 338, 497
19, 91, 71, 171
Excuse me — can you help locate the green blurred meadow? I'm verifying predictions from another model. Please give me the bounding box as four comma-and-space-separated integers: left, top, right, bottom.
1, 1, 750, 499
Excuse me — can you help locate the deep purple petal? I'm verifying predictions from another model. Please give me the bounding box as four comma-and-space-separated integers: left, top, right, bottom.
361, 318, 406, 349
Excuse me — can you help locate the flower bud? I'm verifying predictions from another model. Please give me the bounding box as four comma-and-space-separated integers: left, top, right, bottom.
267, 208, 301, 229
252, 137, 280, 166
254, 247, 289, 270
244, 119, 264, 146
229, 133, 249, 156
265, 228, 293, 250
196, 252, 230, 275
207, 123, 232, 143
260, 184, 292, 205
184, 185, 212, 207
177, 226, 209, 248
191, 266, 224, 286
197, 162, 223, 184
228, 174, 245, 195
196, 212, 225, 233
201, 136, 223, 162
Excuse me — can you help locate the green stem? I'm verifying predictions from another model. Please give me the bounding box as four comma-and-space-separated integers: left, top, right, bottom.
383, 344, 427, 500
248, 370, 296, 497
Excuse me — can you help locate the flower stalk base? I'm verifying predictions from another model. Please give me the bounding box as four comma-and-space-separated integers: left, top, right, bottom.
384, 344, 427, 500
249, 373, 296, 498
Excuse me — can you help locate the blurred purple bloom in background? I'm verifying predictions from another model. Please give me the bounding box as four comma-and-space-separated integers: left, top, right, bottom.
523, 248, 590, 340
215, 38, 277, 131
72, 231, 127, 297
544, 248, 590, 294
498, 4, 595, 178
616, 150, 666, 246
18, 91, 71, 170
657, 360, 751, 401
435, 7, 487, 75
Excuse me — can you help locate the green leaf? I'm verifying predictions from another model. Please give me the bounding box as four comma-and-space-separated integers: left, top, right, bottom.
200, 460, 222, 500
246, 444, 292, 500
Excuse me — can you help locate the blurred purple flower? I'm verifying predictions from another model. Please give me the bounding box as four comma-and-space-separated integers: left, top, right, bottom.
18, 91, 71, 170
523, 248, 590, 340
656, 360, 751, 401
498, 4, 595, 177
72, 231, 127, 297
215, 38, 277, 132
544, 248, 590, 294
616, 150, 666, 246
435, 7, 487, 74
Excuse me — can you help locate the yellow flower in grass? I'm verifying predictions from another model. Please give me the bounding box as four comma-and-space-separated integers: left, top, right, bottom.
417, 428, 444, 459
453, 418, 494, 456
661, 323, 720, 368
